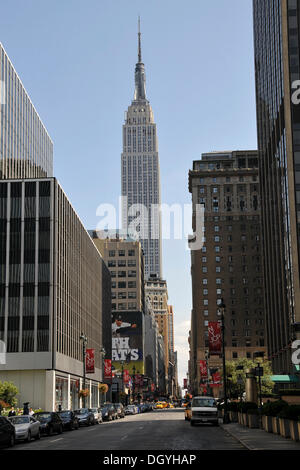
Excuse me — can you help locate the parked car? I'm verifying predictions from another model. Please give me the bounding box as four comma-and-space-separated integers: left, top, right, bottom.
33, 412, 63, 435
74, 408, 95, 426
57, 411, 79, 431
113, 403, 125, 419
125, 405, 137, 415
89, 407, 103, 424
9, 415, 41, 442
190, 396, 219, 426
101, 403, 118, 421
0, 416, 16, 447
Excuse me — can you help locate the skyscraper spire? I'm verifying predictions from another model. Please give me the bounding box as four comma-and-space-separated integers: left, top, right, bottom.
134, 16, 147, 101
138, 16, 142, 63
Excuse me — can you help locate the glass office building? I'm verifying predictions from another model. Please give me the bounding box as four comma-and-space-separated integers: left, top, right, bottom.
0, 42, 53, 179
253, 0, 300, 375
0, 178, 111, 410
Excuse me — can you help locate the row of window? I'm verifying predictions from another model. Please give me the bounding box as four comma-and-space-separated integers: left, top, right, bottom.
108, 260, 136, 267
111, 302, 137, 311
109, 249, 135, 257
111, 281, 136, 289
110, 270, 136, 278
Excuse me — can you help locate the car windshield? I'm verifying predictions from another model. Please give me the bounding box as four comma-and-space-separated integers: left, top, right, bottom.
34, 413, 51, 422
89, 408, 97, 413
74, 409, 88, 414
192, 398, 216, 408
9, 416, 30, 425
59, 412, 71, 418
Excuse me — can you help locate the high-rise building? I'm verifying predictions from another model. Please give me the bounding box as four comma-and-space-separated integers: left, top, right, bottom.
0, 43, 53, 179
145, 274, 169, 393
188, 151, 266, 395
253, 0, 300, 375
0, 178, 111, 410
121, 21, 162, 279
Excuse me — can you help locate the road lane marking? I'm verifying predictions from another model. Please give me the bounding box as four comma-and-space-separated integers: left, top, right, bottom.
49, 438, 63, 443
121, 435, 128, 440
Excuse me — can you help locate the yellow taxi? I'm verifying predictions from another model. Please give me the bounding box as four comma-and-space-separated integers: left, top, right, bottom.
155, 401, 166, 409
184, 402, 192, 421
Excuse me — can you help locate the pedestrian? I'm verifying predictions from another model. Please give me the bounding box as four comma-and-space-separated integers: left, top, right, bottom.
8, 406, 16, 417
29, 407, 34, 416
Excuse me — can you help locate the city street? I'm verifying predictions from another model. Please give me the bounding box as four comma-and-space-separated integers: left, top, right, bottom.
6, 409, 243, 451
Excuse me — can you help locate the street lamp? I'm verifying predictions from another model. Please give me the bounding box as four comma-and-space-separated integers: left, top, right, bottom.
100, 347, 106, 403
254, 351, 264, 427
132, 365, 136, 403
79, 333, 88, 408
218, 298, 229, 424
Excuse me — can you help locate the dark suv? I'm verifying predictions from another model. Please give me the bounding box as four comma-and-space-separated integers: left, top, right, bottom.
101, 403, 118, 421
58, 410, 79, 430
33, 412, 63, 435
113, 403, 125, 419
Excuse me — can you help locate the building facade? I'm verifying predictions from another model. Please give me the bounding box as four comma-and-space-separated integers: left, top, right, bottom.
253, 0, 300, 375
0, 178, 111, 410
0, 43, 53, 179
90, 232, 145, 386
121, 24, 162, 279
189, 151, 266, 395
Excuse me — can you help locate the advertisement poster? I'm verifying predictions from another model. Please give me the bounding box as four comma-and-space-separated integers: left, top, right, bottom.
123, 369, 130, 384
208, 321, 222, 355
112, 311, 144, 376
86, 348, 95, 374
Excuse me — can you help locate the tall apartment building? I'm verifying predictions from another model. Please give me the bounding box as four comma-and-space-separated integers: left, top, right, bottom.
121, 22, 162, 279
0, 178, 111, 410
253, 0, 300, 375
0, 43, 53, 179
145, 274, 169, 393
90, 232, 145, 378
188, 151, 266, 395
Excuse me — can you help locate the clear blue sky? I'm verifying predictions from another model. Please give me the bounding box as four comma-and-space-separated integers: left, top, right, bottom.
1, 0, 257, 388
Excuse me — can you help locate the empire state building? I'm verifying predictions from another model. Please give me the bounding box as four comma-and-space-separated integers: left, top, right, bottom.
121, 22, 162, 279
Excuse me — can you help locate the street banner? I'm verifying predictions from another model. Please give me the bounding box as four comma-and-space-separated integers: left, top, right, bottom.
104, 359, 112, 379
212, 371, 221, 384
151, 383, 155, 392
123, 369, 130, 384
183, 378, 187, 389
86, 348, 95, 374
199, 360, 208, 378
208, 321, 222, 355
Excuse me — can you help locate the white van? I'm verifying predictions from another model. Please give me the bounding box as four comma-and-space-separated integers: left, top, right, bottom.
190, 396, 218, 426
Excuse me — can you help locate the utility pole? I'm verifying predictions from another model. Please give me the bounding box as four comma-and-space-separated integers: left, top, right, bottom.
219, 299, 229, 424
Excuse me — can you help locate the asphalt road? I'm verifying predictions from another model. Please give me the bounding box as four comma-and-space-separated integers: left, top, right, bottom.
6, 409, 244, 451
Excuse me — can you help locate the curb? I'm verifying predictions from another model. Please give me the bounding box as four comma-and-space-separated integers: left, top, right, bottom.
220, 424, 253, 450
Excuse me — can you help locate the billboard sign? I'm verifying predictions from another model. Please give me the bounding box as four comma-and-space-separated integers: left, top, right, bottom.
112, 311, 144, 376
104, 359, 112, 379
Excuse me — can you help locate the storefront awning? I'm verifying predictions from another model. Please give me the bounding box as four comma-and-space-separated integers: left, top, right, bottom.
271, 375, 300, 383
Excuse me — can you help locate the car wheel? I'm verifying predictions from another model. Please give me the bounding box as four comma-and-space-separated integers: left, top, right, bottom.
26, 431, 31, 443
58, 424, 63, 434
35, 430, 41, 440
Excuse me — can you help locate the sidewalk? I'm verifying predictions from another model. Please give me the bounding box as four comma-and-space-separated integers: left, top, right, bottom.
220, 422, 300, 450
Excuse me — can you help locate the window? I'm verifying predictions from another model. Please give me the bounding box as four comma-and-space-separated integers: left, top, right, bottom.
216, 278, 221, 284
214, 226, 219, 232
202, 257, 207, 263
215, 246, 220, 252
216, 256, 220, 262
128, 249, 135, 256
202, 267, 208, 273
119, 250, 125, 257
109, 250, 115, 257
128, 281, 136, 288
118, 282, 126, 288
203, 279, 208, 285
128, 270, 136, 278
108, 261, 116, 267
214, 236, 220, 242
203, 289, 208, 295
216, 267, 221, 273
118, 292, 127, 299
118, 260, 126, 267
203, 300, 208, 306
118, 271, 126, 278
128, 260, 136, 267
204, 310, 209, 316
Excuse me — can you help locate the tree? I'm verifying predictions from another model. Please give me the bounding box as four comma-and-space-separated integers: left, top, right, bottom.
223, 358, 274, 398
0, 381, 19, 407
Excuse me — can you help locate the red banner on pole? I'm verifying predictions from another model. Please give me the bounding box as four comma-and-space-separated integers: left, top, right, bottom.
104, 359, 112, 379
151, 383, 155, 392
123, 369, 130, 384
86, 349, 95, 374
199, 360, 208, 378
183, 378, 187, 389
208, 321, 222, 355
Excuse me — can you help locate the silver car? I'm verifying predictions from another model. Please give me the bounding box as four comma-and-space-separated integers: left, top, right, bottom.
8, 415, 41, 442
89, 407, 103, 424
